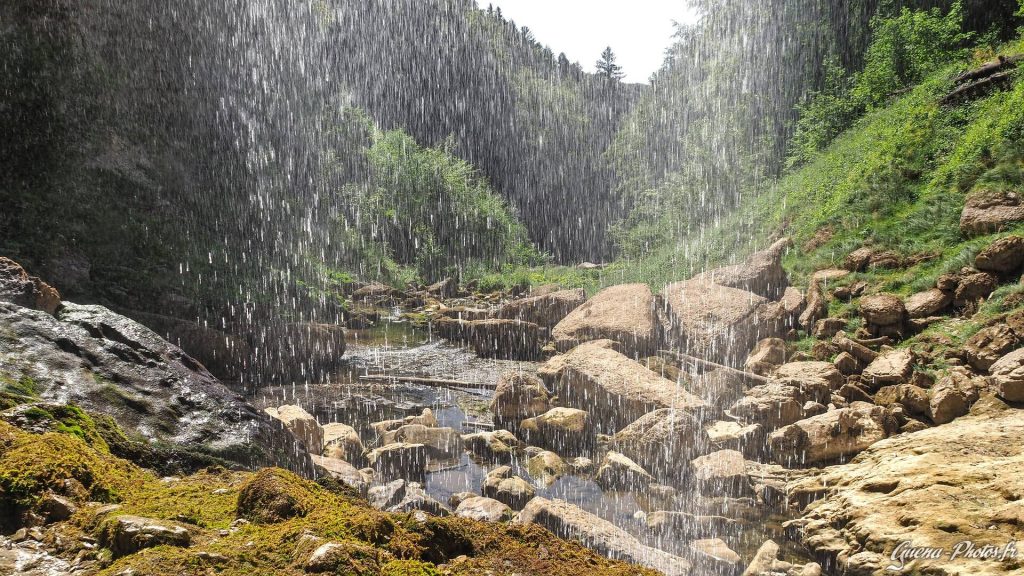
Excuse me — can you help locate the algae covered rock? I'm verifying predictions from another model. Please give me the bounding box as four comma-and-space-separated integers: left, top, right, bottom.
236, 468, 315, 523
100, 515, 191, 557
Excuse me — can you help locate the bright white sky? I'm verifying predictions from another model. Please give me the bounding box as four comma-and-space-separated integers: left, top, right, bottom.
488, 1, 699, 83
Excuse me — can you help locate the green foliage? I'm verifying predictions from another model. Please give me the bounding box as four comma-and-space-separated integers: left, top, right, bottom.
342, 128, 541, 284
854, 2, 973, 107
786, 59, 862, 168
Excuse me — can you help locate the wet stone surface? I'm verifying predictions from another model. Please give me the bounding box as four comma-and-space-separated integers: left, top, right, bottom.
251, 318, 812, 565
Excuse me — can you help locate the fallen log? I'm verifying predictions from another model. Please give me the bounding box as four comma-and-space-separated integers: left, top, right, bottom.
942, 69, 1017, 105
656, 350, 769, 386
951, 54, 1023, 85
358, 374, 497, 390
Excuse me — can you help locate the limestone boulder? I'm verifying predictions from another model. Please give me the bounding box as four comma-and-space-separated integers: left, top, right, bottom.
873, 384, 930, 417
100, 515, 191, 557
551, 284, 660, 356
690, 450, 752, 496
321, 422, 364, 464
744, 337, 787, 376
689, 238, 791, 299
526, 450, 568, 485
481, 466, 535, 510
541, 341, 707, 433
960, 188, 1024, 237
462, 429, 521, 463
368, 480, 449, 516
454, 496, 512, 522
861, 348, 915, 387
309, 454, 370, 496
859, 293, 906, 328
661, 279, 773, 367
611, 409, 709, 479
0, 257, 61, 315
520, 407, 594, 452
689, 538, 742, 575
768, 402, 895, 465
495, 288, 586, 329
516, 497, 691, 576
964, 324, 1020, 372
903, 289, 953, 318
954, 271, 998, 306
773, 361, 844, 391
741, 540, 822, 576
729, 382, 830, 430
991, 348, 1024, 403
975, 235, 1024, 273
366, 443, 427, 481
380, 425, 462, 461
371, 409, 437, 436
705, 420, 765, 457
489, 371, 551, 425
264, 405, 323, 453
595, 451, 655, 491
786, 410, 1024, 576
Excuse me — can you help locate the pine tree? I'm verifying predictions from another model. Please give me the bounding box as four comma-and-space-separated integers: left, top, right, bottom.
595, 46, 624, 81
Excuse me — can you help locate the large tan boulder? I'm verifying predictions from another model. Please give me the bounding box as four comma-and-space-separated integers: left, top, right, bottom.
0, 257, 61, 315
862, 348, 915, 387
611, 409, 709, 480
858, 293, 906, 327
768, 402, 896, 465
773, 361, 845, 390
481, 466, 535, 510
954, 271, 998, 307
495, 288, 586, 329
744, 337, 787, 376
960, 188, 1024, 237
787, 409, 1024, 575
904, 288, 953, 318
321, 423, 364, 464
465, 319, 543, 360
690, 449, 752, 496
964, 324, 1021, 372
991, 348, 1024, 402
366, 443, 428, 481
454, 496, 512, 522
689, 238, 791, 299
309, 454, 370, 496
520, 407, 594, 452
594, 451, 655, 491
661, 279, 772, 367
516, 497, 691, 576
380, 425, 462, 460
729, 382, 830, 430
489, 371, 551, 425
265, 405, 323, 452
462, 429, 522, 463
975, 235, 1024, 273
551, 284, 660, 356
541, 341, 708, 433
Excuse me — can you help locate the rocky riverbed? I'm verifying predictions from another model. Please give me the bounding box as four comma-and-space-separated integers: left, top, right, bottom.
2, 234, 1024, 575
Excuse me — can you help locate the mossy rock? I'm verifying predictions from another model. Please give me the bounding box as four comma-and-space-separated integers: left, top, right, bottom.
381, 559, 442, 576
2, 403, 109, 452
236, 468, 317, 523
0, 421, 143, 529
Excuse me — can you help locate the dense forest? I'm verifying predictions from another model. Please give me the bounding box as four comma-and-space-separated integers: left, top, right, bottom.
2, 0, 1023, 369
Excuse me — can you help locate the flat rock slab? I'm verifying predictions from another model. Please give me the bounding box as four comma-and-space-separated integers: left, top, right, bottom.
661, 279, 772, 367
788, 409, 1024, 576
551, 284, 660, 357
542, 341, 708, 433
516, 497, 691, 576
